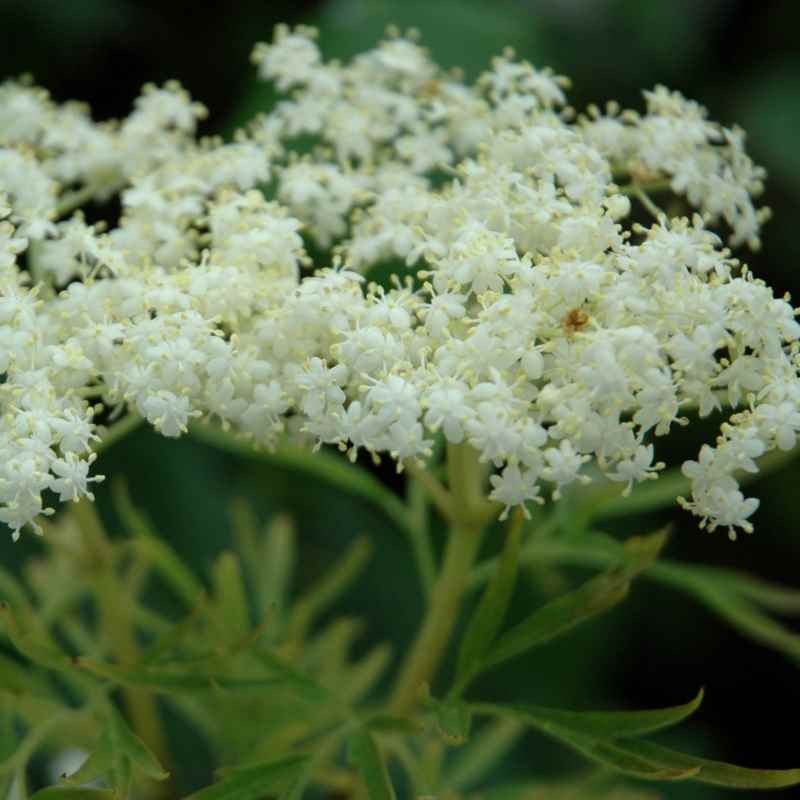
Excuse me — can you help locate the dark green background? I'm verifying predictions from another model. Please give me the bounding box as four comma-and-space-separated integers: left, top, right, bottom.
2, 1, 799, 797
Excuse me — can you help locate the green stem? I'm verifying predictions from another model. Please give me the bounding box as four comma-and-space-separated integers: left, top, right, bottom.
633, 186, 666, 221
96, 412, 145, 454
26, 239, 47, 289
388, 443, 485, 715
616, 177, 672, 196
56, 185, 96, 217
404, 457, 454, 522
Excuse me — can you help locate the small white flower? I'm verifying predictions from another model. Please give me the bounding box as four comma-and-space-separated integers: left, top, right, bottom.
0, 24, 791, 540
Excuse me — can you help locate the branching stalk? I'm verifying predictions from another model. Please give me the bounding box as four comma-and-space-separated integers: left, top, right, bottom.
388, 443, 486, 714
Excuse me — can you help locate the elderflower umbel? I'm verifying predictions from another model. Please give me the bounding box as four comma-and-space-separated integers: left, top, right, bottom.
0, 26, 797, 541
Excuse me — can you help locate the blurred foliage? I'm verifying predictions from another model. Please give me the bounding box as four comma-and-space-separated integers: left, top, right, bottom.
1, 0, 799, 798
4, 461, 800, 797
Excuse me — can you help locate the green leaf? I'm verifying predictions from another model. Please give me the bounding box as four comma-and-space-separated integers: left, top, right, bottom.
547, 733, 700, 781
289, 537, 372, 641
65, 707, 168, 792
76, 658, 288, 692
113, 481, 205, 608
475, 693, 800, 789
0, 652, 51, 696
444, 717, 524, 791
348, 729, 396, 800
0, 603, 71, 671
186, 754, 309, 800
454, 517, 521, 694
338, 643, 392, 707
426, 695, 472, 746
621, 739, 800, 789
649, 561, 800, 664
249, 649, 330, 703
481, 777, 660, 799
474, 528, 800, 668
725, 570, 800, 614
689, 584, 800, 662
475, 706, 696, 781
0, 567, 32, 610
211, 552, 251, 642
652, 560, 800, 615
63, 742, 115, 787
562, 736, 800, 789
260, 513, 296, 623
140, 594, 210, 666
190, 424, 412, 540
481, 530, 667, 672
31, 789, 118, 800
107, 707, 169, 781
134, 530, 205, 607
485, 688, 703, 741
363, 714, 421, 735
0, 700, 18, 761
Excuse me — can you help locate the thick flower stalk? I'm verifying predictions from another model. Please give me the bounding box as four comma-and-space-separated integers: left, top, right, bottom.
0, 25, 798, 541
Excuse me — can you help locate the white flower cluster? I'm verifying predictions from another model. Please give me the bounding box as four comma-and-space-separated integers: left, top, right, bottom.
0, 26, 797, 540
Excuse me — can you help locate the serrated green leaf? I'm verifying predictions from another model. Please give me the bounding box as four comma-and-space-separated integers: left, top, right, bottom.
484, 689, 703, 741
107, 707, 169, 781
478, 530, 666, 674
481, 777, 660, 799
135, 530, 205, 607
652, 560, 800, 615
620, 529, 671, 574
76, 658, 287, 692
621, 739, 800, 789
348, 729, 396, 800
250, 649, 329, 703
0, 603, 71, 671
363, 714, 421, 735
692, 585, 800, 662
722, 570, 800, 614
260, 514, 295, 623
482, 571, 628, 670
113, 481, 204, 608
140, 593, 210, 666
63, 739, 114, 786
536, 729, 700, 782
30, 789, 118, 800
474, 529, 800, 668
303, 617, 362, 684
339, 643, 392, 707
650, 561, 800, 664
0, 653, 48, 696
289, 537, 371, 642
212, 552, 251, 642
188, 755, 309, 800
427, 696, 472, 746
0, 567, 32, 610
65, 707, 168, 791
454, 516, 521, 694
475, 695, 800, 789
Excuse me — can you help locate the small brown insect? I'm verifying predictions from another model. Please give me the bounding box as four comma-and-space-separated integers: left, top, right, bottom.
562, 307, 590, 335
419, 79, 442, 98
